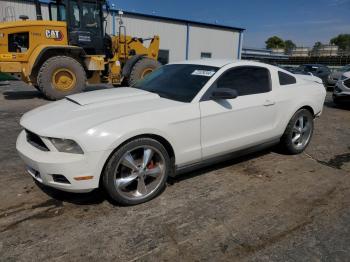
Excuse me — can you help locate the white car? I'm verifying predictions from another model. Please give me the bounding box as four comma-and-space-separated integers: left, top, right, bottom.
16, 60, 326, 205
333, 71, 350, 104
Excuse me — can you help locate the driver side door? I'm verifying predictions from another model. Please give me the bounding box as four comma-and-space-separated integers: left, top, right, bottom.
199, 66, 278, 159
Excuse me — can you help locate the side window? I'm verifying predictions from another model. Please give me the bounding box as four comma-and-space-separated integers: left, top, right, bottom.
49, 4, 66, 21
8, 32, 29, 53
82, 2, 101, 29
216, 66, 271, 96
70, 1, 80, 28
278, 71, 296, 85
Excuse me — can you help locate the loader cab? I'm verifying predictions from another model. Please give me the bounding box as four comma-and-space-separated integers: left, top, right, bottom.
48, 0, 105, 55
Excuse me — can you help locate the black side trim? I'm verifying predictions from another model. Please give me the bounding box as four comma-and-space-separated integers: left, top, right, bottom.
175, 138, 280, 176
25, 129, 49, 152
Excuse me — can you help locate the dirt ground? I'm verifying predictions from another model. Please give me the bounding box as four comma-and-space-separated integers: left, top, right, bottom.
0, 81, 349, 262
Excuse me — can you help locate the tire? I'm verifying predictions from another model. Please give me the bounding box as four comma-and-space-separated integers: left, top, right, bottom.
128, 58, 161, 86
280, 109, 314, 155
33, 85, 41, 92
103, 138, 171, 205
37, 56, 86, 100
333, 96, 340, 105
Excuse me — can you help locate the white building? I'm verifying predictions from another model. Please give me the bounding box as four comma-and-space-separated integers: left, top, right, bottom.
0, 0, 245, 63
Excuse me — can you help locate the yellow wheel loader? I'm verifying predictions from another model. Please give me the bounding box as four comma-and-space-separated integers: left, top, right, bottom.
0, 0, 161, 100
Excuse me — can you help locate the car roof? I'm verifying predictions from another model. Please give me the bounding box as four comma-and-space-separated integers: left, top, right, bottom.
169, 59, 275, 69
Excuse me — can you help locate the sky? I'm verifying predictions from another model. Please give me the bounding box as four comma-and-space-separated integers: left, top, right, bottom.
108, 0, 350, 48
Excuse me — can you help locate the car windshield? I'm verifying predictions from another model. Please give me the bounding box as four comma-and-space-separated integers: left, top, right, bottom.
133, 64, 219, 102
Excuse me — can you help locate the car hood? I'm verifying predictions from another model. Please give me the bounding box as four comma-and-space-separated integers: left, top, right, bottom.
20, 88, 182, 137
295, 74, 323, 84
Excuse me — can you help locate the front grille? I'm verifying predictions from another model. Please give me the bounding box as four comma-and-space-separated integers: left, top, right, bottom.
25, 129, 49, 151
344, 79, 350, 89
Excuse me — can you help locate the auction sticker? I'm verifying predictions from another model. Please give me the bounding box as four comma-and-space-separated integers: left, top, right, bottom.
191, 70, 216, 77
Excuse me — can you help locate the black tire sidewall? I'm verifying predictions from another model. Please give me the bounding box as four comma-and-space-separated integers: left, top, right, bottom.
281, 109, 314, 155
103, 138, 170, 205
38, 56, 86, 100
128, 58, 161, 86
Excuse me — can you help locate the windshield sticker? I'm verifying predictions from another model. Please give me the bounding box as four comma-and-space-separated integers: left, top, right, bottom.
191, 70, 216, 77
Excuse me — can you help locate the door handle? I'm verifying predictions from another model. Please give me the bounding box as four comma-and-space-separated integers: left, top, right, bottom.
264, 100, 275, 106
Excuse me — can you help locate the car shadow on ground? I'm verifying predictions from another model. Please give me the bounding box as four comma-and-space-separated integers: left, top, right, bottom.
2, 84, 112, 100
324, 100, 350, 110
35, 148, 275, 206
3, 90, 44, 100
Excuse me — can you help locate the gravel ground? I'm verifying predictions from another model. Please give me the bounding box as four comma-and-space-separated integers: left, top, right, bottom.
0, 81, 349, 262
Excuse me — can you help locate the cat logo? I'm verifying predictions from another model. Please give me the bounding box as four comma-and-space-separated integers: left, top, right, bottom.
45, 29, 63, 41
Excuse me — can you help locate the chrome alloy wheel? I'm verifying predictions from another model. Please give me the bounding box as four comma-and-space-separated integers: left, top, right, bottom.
113, 146, 166, 201
291, 115, 312, 149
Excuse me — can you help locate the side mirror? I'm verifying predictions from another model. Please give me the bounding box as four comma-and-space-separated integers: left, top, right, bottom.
211, 88, 238, 100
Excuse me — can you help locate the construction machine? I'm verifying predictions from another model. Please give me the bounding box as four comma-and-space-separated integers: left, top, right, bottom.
0, 0, 161, 100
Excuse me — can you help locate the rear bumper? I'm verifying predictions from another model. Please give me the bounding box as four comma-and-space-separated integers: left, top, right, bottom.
16, 130, 111, 193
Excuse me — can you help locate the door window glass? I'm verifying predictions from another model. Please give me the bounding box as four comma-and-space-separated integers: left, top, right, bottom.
69, 1, 80, 28
278, 71, 297, 85
216, 66, 271, 96
82, 2, 101, 29
8, 32, 29, 53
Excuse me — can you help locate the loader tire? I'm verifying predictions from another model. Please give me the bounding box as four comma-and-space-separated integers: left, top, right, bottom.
37, 56, 86, 100
128, 58, 161, 86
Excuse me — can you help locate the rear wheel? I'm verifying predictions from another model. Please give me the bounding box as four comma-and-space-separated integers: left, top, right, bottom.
280, 109, 314, 154
37, 56, 86, 100
128, 58, 161, 86
103, 138, 170, 205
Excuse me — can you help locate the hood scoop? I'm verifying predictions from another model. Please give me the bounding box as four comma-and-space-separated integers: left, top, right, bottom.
66, 87, 158, 106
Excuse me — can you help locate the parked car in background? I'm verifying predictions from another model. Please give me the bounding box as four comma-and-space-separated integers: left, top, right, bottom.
16, 60, 326, 205
333, 71, 350, 104
294, 64, 331, 85
327, 64, 350, 89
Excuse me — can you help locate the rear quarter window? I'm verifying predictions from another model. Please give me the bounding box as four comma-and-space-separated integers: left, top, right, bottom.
278, 71, 297, 86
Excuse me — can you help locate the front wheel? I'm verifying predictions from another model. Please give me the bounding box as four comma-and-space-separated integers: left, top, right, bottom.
37, 56, 87, 100
103, 138, 170, 205
280, 109, 314, 154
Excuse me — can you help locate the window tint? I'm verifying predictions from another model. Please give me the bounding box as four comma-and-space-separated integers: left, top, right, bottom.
8, 32, 29, 53
82, 2, 101, 29
216, 66, 271, 96
134, 64, 218, 102
70, 1, 80, 28
278, 71, 297, 85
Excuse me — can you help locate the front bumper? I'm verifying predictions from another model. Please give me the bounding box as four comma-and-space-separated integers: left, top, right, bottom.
16, 130, 111, 193
333, 81, 350, 102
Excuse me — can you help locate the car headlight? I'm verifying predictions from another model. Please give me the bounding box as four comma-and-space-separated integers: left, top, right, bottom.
50, 138, 84, 154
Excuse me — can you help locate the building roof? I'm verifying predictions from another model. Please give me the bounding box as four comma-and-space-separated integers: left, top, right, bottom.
27, 0, 245, 32
120, 11, 245, 32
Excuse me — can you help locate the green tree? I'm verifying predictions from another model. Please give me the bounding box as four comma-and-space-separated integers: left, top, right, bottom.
284, 40, 296, 53
265, 36, 285, 49
312, 41, 323, 51
330, 34, 350, 51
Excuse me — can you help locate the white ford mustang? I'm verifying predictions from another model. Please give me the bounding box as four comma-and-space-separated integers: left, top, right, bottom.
16, 60, 326, 205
